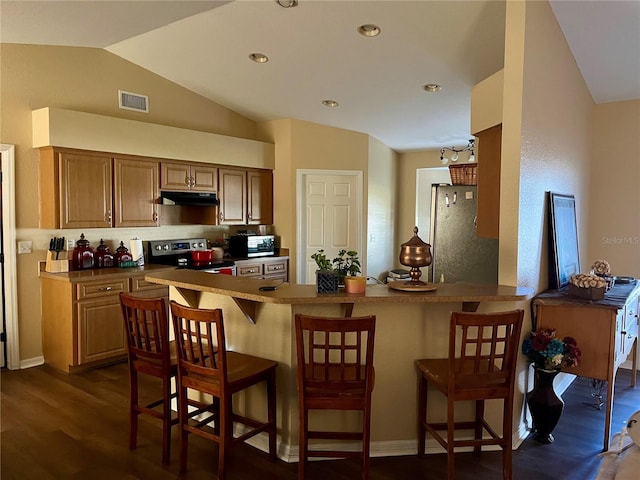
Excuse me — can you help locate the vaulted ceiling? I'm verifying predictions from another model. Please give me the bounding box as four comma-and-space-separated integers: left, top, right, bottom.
2, 1, 638, 152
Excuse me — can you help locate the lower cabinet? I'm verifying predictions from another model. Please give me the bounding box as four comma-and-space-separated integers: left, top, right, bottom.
235, 257, 288, 282
77, 297, 127, 364
41, 269, 169, 373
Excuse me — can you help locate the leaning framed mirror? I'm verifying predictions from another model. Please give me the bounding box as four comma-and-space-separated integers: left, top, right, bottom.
548, 192, 580, 289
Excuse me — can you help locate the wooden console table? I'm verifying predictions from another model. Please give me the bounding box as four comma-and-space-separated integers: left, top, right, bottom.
532, 281, 639, 451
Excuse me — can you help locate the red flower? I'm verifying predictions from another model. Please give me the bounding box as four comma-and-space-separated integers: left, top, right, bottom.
531, 329, 554, 351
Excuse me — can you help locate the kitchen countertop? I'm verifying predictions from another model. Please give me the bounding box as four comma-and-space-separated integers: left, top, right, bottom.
39, 263, 175, 283
145, 269, 533, 322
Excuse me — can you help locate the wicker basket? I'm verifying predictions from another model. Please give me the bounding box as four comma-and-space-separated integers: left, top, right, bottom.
449, 163, 477, 185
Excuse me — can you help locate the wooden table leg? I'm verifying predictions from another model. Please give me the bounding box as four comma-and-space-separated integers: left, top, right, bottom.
631, 337, 637, 387
603, 373, 616, 451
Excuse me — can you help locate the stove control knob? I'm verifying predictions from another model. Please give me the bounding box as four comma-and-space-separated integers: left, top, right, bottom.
163, 244, 170, 251
154, 245, 162, 251
198, 242, 205, 248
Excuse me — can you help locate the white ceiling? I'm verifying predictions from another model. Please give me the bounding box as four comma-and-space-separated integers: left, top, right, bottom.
1, 0, 638, 152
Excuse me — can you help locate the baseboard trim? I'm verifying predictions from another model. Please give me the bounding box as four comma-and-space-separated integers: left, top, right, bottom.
20, 356, 45, 369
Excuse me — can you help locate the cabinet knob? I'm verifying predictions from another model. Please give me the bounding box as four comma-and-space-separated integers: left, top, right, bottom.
99, 286, 113, 291
185, 175, 190, 186
153, 212, 158, 222
219, 211, 224, 221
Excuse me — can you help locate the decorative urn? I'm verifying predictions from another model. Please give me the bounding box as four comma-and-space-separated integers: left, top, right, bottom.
399, 226, 432, 285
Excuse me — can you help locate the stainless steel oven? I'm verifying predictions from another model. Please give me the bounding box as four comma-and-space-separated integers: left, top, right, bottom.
147, 238, 236, 275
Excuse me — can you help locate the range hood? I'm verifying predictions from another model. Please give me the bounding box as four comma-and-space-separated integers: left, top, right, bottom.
160, 191, 219, 206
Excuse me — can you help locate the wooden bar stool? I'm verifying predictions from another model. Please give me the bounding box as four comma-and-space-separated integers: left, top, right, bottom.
170, 300, 278, 480
416, 309, 524, 480
295, 313, 376, 480
119, 292, 177, 465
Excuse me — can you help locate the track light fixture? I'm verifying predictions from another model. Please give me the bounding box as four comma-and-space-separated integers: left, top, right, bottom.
440, 139, 475, 165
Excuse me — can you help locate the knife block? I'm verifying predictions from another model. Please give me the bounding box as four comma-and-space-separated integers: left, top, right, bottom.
45, 250, 69, 273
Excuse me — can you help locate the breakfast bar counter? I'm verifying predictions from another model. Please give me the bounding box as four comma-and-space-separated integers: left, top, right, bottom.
145, 269, 533, 461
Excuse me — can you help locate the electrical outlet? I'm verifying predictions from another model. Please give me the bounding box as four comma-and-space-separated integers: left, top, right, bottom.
18, 240, 33, 254
67, 239, 75, 250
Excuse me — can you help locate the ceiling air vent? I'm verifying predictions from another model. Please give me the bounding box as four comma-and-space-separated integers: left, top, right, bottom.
118, 90, 149, 113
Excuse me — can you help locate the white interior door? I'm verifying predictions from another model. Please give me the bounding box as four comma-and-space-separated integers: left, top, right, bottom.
297, 170, 363, 284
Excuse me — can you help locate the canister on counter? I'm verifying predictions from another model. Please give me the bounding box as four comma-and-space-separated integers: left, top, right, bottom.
114, 241, 135, 267
94, 239, 114, 268
71, 233, 94, 270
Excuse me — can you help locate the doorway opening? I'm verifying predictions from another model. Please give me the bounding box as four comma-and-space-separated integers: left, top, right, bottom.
1, 144, 19, 369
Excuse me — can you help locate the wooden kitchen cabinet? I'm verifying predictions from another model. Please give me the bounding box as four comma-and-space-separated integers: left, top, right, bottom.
247, 169, 273, 225
39, 147, 160, 229
160, 161, 217, 192
39, 148, 113, 229
218, 167, 247, 225
475, 124, 502, 239
40, 269, 170, 373
532, 282, 639, 451
218, 167, 273, 225
113, 157, 159, 227
235, 257, 288, 281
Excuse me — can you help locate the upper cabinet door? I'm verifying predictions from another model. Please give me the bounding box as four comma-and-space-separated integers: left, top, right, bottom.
218, 167, 246, 225
113, 158, 159, 228
160, 162, 217, 192
191, 164, 217, 191
160, 162, 191, 191
247, 169, 273, 225
59, 151, 112, 229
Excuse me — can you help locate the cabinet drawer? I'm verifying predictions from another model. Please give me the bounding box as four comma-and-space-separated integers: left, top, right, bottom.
131, 276, 167, 292
77, 279, 128, 300
264, 261, 287, 275
237, 263, 262, 277
624, 300, 639, 330
623, 320, 638, 356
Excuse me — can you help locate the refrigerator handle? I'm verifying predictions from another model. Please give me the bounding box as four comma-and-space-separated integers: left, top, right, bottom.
445, 193, 450, 207
474, 215, 478, 228
453, 191, 457, 204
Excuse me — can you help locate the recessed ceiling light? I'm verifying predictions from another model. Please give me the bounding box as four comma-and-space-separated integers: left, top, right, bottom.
358, 24, 381, 37
276, 0, 298, 7
423, 83, 442, 93
249, 53, 269, 63
322, 100, 339, 108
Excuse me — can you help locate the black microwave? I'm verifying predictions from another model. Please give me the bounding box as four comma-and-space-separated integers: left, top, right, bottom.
229, 235, 275, 258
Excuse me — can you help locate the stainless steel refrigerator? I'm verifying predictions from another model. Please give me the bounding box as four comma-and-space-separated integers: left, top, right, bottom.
428, 184, 498, 284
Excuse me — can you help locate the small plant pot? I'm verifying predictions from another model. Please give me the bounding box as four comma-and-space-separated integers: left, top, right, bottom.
344, 276, 366, 294
316, 270, 339, 294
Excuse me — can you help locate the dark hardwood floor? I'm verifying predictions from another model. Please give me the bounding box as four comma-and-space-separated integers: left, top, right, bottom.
1, 363, 638, 480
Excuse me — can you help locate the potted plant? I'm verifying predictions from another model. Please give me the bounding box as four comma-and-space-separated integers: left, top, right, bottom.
311, 250, 339, 293
333, 250, 365, 293
311, 249, 364, 294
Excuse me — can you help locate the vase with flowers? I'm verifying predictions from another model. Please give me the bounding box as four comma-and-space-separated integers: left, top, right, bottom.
522, 328, 582, 443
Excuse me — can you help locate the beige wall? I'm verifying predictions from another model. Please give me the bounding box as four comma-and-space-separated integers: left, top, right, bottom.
395, 149, 443, 270
366, 137, 398, 281
590, 100, 640, 277
261, 119, 374, 282
0, 44, 261, 363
